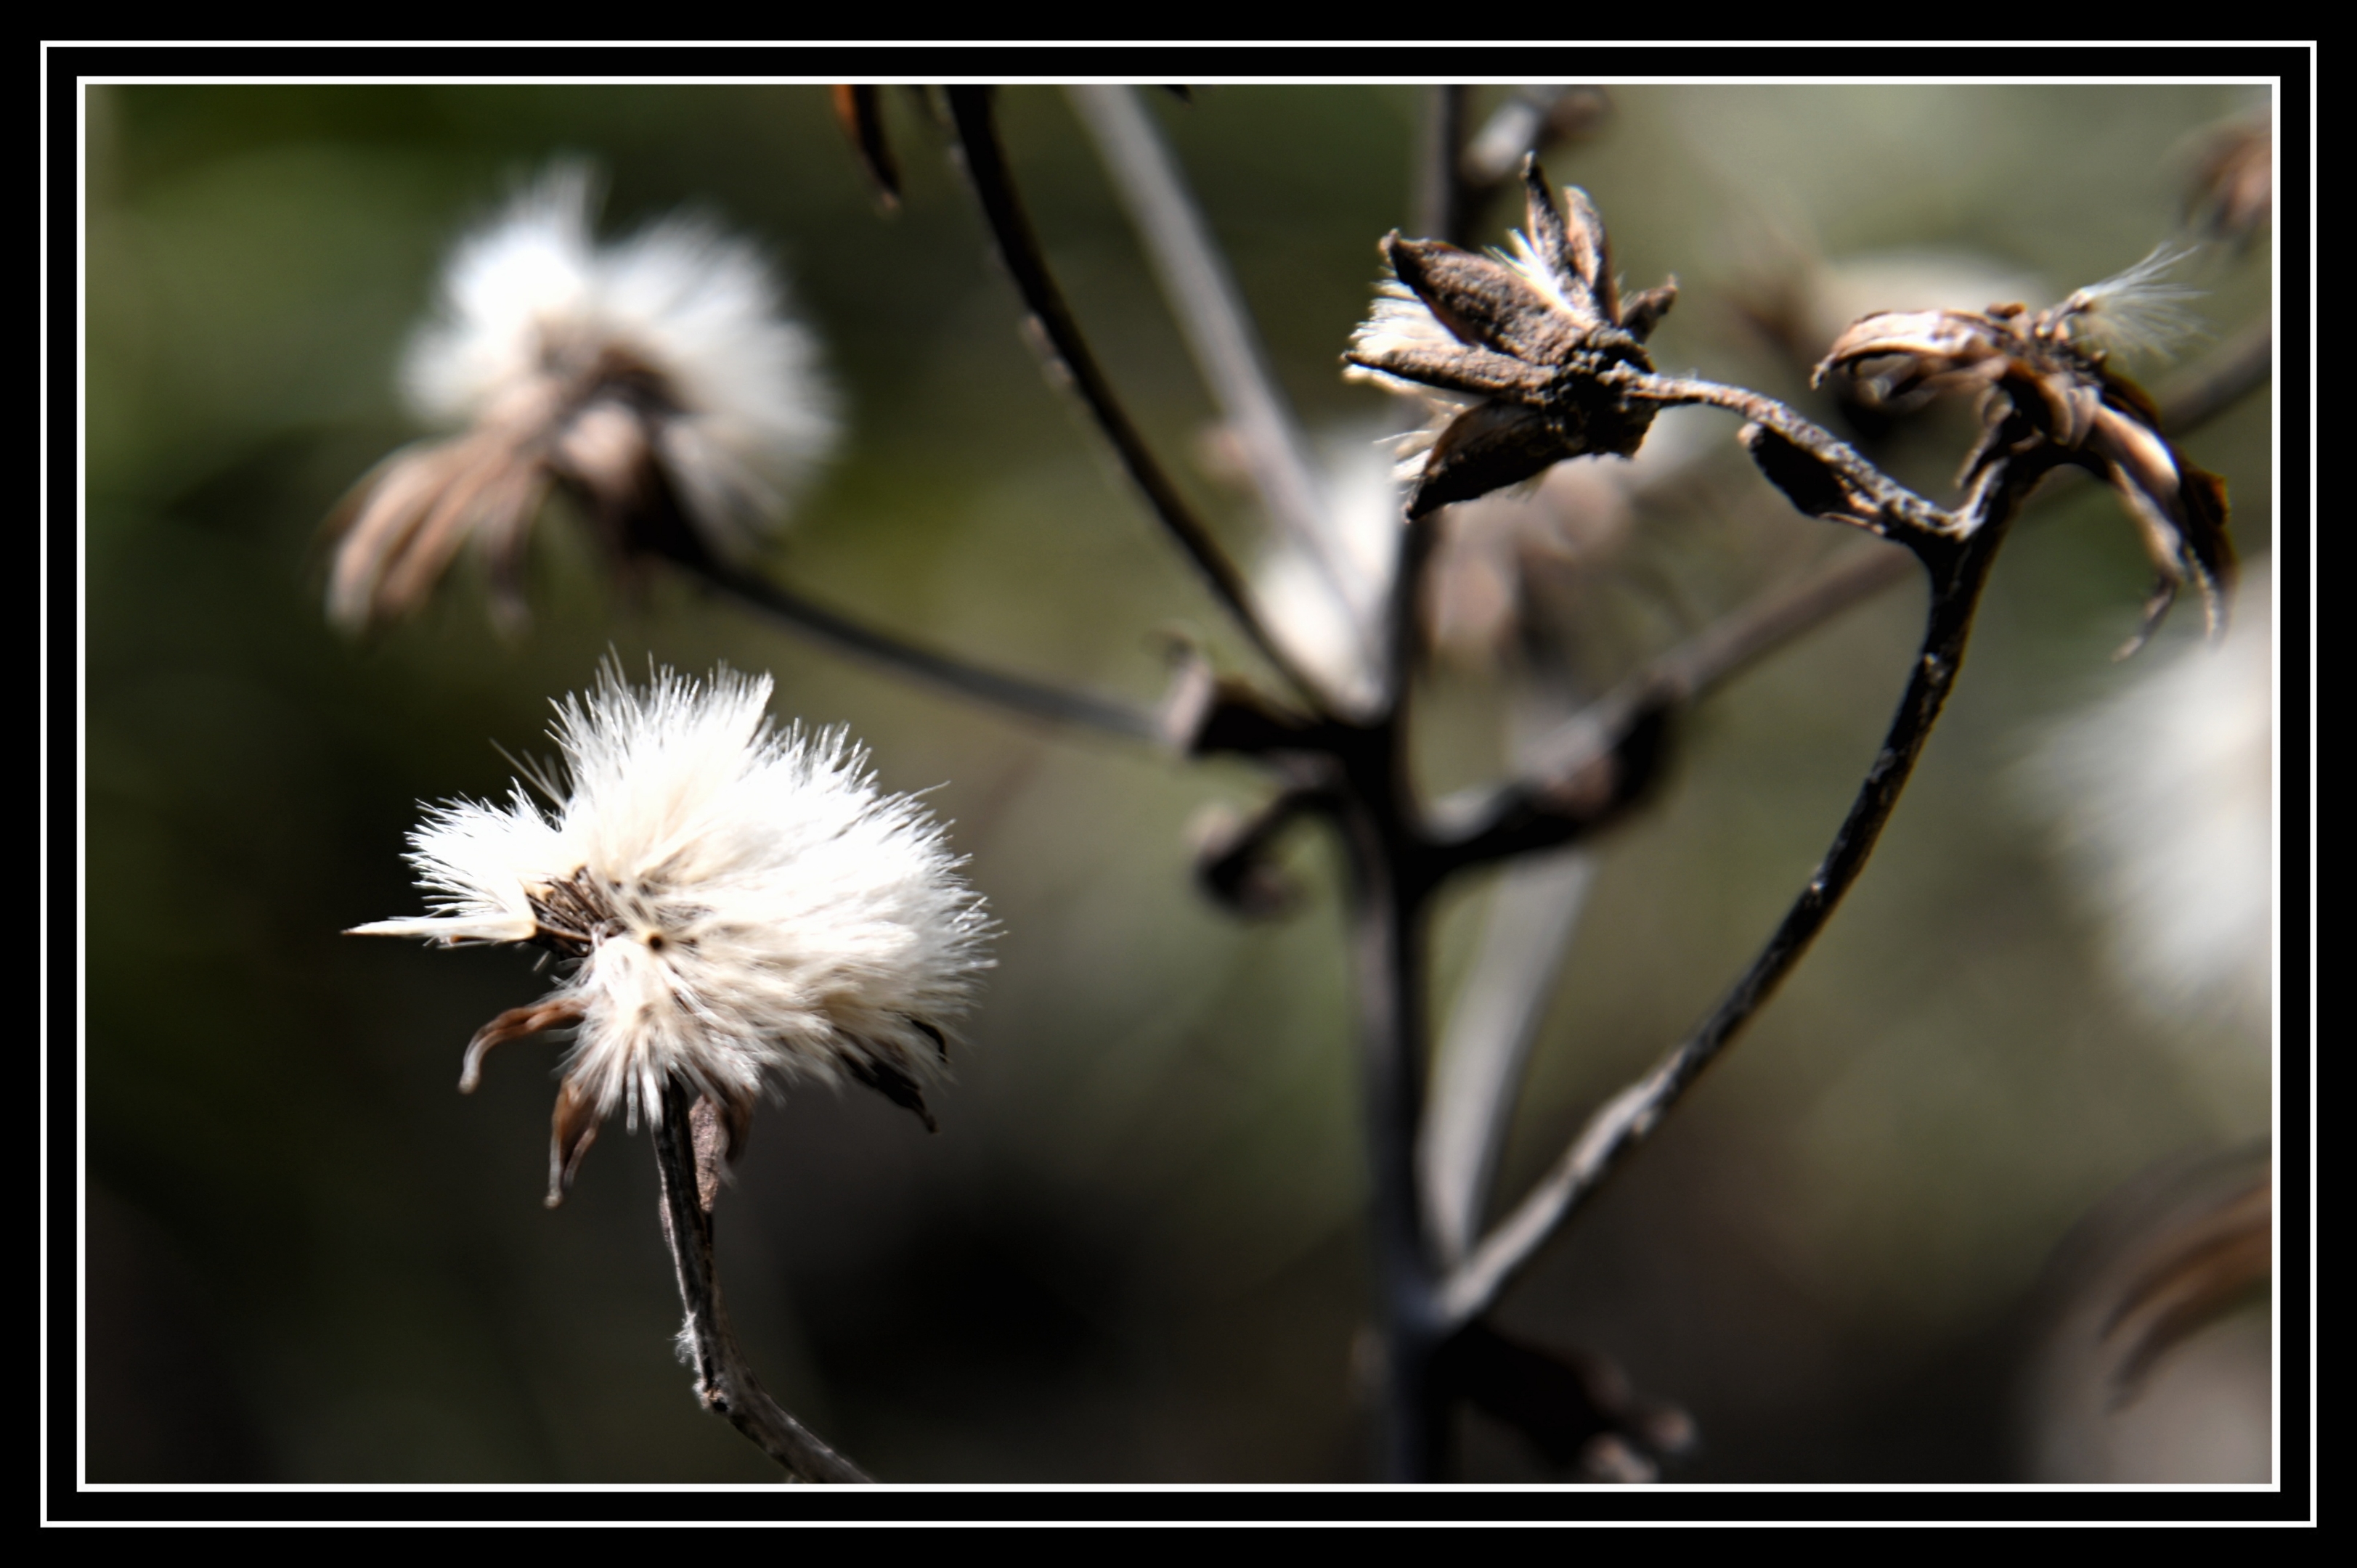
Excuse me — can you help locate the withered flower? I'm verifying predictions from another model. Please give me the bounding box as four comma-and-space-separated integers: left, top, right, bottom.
1345, 158, 1676, 518
326, 165, 836, 632
350, 661, 993, 1204
1814, 248, 2233, 647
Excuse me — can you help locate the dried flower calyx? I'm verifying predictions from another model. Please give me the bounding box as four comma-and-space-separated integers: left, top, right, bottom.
1345, 158, 1676, 518
1814, 249, 2233, 646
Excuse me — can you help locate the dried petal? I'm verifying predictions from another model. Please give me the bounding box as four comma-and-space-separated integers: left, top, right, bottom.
1557, 185, 1620, 324
1414, 401, 1568, 518
458, 996, 587, 1094
1740, 422, 1878, 528
2088, 406, 2236, 648
1617, 281, 1678, 343
1814, 309, 2011, 408
547, 1074, 603, 1207
1386, 234, 1584, 365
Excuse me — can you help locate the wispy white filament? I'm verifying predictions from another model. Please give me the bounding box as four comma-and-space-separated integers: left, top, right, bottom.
354, 662, 993, 1132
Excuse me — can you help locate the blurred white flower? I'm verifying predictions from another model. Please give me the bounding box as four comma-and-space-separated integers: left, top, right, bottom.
327, 163, 837, 630
2019, 565, 2273, 1034
351, 661, 991, 1204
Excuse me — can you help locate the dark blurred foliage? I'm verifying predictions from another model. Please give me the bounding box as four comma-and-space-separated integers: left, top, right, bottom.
81, 83, 2274, 1482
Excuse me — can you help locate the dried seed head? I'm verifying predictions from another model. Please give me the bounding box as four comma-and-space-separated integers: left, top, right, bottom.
1815, 252, 2234, 645
326, 164, 837, 632
349, 661, 992, 1204
1343, 158, 1675, 518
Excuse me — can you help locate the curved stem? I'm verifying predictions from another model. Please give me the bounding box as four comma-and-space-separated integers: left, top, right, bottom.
651, 1079, 871, 1482
1439, 502, 2020, 1329
944, 86, 1321, 705
1631, 371, 1961, 542
691, 556, 1160, 742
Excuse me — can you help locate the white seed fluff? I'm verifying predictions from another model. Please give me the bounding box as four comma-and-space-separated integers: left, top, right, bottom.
2018, 573, 2272, 1034
352, 663, 993, 1136
400, 163, 838, 560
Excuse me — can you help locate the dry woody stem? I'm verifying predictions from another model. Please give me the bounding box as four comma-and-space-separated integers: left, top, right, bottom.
652, 1077, 871, 1482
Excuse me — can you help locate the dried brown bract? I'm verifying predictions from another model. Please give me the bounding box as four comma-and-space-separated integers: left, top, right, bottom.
1815, 256, 2234, 648
1346, 158, 1676, 518
328, 344, 698, 632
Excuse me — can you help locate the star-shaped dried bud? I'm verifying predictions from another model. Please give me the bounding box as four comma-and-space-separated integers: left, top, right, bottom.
1815, 253, 2233, 648
1344, 158, 1677, 518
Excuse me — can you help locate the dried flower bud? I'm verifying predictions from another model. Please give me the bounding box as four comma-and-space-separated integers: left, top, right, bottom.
326, 165, 837, 632
349, 661, 992, 1204
1344, 158, 1675, 518
1815, 248, 2234, 645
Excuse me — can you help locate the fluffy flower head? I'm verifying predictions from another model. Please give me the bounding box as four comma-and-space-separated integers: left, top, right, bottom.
351, 661, 991, 1203
327, 164, 837, 630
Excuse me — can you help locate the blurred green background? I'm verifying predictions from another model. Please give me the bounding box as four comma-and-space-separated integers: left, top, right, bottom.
82, 82, 2274, 1483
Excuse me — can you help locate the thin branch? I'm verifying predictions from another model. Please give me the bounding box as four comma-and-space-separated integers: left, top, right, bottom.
1065, 84, 1365, 682
1437, 470, 2038, 1329
1419, 844, 1599, 1266
1629, 371, 1962, 544
1425, 314, 2277, 867
651, 1077, 872, 1482
691, 555, 1160, 742
943, 86, 1319, 703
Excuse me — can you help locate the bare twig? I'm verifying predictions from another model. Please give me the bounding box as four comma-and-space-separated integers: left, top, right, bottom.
1066, 83, 1367, 692
652, 1077, 873, 1483
1437, 462, 2045, 1329
943, 86, 1320, 704
692, 555, 1160, 742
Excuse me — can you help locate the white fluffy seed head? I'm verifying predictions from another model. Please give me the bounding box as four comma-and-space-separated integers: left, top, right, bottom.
352, 661, 993, 1135
399, 162, 839, 558
2017, 574, 2272, 1035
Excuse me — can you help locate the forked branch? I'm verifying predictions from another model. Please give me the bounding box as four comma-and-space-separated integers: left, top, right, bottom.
1436, 458, 2051, 1329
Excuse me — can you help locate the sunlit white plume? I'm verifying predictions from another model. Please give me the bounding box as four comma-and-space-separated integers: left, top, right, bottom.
2052, 242, 2208, 362
351, 661, 992, 1202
